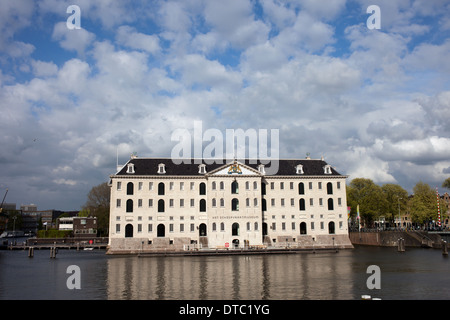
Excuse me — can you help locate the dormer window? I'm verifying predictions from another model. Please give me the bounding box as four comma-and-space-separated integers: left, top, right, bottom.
296, 164, 304, 174
198, 164, 207, 174
258, 164, 265, 175
324, 165, 332, 174
158, 163, 166, 174
127, 163, 135, 174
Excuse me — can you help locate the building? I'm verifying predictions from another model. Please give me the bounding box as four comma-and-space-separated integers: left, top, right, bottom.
107, 157, 353, 254
57, 216, 98, 238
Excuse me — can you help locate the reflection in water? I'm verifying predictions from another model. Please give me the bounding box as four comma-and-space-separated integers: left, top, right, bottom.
106, 253, 355, 300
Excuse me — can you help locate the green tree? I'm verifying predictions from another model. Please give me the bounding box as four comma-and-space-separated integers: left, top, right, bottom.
346, 178, 387, 227
381, 183, 408, 225
409, 182, 437, 225
442, 177, 450, 190
83, 182, 110, 236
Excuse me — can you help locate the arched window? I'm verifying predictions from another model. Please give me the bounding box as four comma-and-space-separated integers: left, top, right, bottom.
220, 198, 224, 207
220, 222, 225, 231
232, 198, 239, 211
157, 224, 165, 237
231, 181, 239, 194
262, 198, 267, 211
199, 182, 206, 195
219, 181, 224, 190
300, 222, 307, 235
158, 199, 165, 212
261, 182, 266, 195
327, 182, 333, 195
298, 182, 305, 195
254, 222, 259, 231
299, 198, 306, 211
328, 198, 334, 211
127, 182, 134, 195
125, 224, 133, 237
328, 221, 335, 234
232, 223, 240, 236
200, 199, 206, 212
126, 199, 133, 212
158, 182, 165, 195
212, 198, 217, 207
212, 181, 216, 190
212, 223, 217, 231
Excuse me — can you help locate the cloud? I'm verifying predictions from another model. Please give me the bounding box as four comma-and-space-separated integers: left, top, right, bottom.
52, 22, 96, 57
116, 25, 160, 54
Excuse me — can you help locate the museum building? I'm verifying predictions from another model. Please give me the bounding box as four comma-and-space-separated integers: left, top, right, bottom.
107, 156, 353, 254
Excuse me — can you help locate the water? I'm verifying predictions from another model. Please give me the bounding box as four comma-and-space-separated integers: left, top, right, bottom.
0, 246, 448, 300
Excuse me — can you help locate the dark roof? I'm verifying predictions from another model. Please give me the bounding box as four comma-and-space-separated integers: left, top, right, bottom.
115, 158, 344, 176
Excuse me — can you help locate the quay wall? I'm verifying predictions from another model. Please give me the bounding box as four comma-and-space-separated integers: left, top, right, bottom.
349, 231, 441, 248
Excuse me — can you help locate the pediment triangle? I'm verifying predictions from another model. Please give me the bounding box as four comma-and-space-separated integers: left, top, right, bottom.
207, 160, 261, 176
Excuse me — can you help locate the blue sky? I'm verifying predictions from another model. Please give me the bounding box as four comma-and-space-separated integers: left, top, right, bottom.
1, 0, 450, 210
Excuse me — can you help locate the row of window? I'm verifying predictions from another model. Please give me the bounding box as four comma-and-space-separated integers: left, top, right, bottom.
118, 197, 343, 212
116, 220, 342, 237
118, 181, 341, 196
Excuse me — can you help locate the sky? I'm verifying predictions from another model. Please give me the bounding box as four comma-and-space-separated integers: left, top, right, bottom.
1, 0, 450, 211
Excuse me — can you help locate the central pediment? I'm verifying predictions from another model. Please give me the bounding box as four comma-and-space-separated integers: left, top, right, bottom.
208, 160, 262, 176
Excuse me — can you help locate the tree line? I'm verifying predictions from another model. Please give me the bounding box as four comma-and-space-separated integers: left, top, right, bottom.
347, 178, 450, 229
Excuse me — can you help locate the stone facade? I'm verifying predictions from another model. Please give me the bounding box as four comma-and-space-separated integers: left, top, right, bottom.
107, 157, 353, 254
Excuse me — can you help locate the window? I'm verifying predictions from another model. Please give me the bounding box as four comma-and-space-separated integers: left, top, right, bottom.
126, 199, 133, 212
220, 198, 224, 207
169, 199, 174, 207
212, 198, 216, 207
127, 182, 134, 195
254, 222, 258, 231
139, 182, 143, 190
116, 224, 120, 233
296, 164, 304, 174
127, 163, 135, 174
298, 182, 305, 195
158, 199, 165, 212
199, 183, 206, 195
149, 199, 153, 207
149, 182, 153, 190
138, 199, 142, 207
232, 223, 240, 236
328, 221, 335, 234
258, 164, 265, 174
212, 223, 216, 231
220, 222, 225, 231
245, 181, 250, 190
299, 199, 306, 211
254, 198, 258, 207
327, 182, 333, 195
198, 164, 207, 174
158, 163, 166, 174
246, 198, 250, 207
220, 181, 224, 190
253, 181, 258, 190
231, 181, 239, 194
116, 199, 121, 208
180, 199, 184, 207
158, 182, 165, 195
262, 199, 267, 211
117, 182, 122, 190
170, 182, 174, 190
324, 165, 332, 174
180, 182, 184, 190
232, 198, 239, 211
328, 198, 334, 210
212, 181, 216, 190
200, 199, 206, 212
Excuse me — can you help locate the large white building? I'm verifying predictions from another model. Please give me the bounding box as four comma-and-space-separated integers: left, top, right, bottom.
107, 156, 353, 254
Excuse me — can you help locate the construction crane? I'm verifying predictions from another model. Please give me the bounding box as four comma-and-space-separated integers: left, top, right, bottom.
0, 188, 8, 213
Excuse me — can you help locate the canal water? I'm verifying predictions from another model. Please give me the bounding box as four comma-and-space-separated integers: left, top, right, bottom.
0, 246, 448, 300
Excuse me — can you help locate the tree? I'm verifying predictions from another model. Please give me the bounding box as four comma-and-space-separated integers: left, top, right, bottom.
346, 178, 387, 227
442, 178, 450, 190
83, 182, 110, 236
409, 182, 437, 225
381, 183, 408, 225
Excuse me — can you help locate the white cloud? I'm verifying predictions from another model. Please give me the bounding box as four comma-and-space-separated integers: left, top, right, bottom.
116, 25, 160, 54
52, 21, 96, 56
